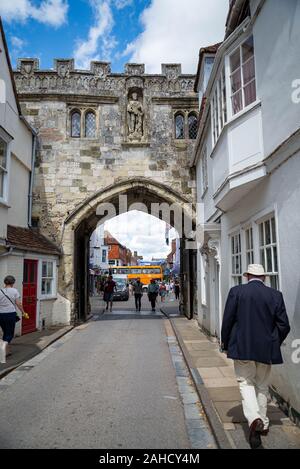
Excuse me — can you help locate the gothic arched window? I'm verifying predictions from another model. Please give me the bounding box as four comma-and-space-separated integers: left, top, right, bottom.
71, 111, 81, 138
175, 113, 185, 139
188, 113, 198, 140
85, 111, 96, 138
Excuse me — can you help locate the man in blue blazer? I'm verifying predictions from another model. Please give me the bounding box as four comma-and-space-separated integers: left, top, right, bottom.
221, 264, 290, 449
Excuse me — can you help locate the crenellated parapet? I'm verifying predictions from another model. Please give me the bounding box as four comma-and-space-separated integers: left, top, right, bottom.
14, 59, 196, 96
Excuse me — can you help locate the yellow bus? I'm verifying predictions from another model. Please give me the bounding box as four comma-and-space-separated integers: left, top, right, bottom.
111, 265, 163, 286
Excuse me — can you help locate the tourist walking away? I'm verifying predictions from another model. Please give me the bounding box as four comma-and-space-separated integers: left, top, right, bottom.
133, 279, 143, 312
221, 264, 290, 449
103, 275, 117, 312
159, 282, 167, 303
148, 279, 159, 312
0, 275, 27, 364
174, 279, 180, 300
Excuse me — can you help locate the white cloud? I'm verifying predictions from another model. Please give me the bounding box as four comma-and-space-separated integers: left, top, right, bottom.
114, 0, 132, 9
125, 0, 229, 74
104, 211, 178, 261
74, 0, 116, 69
0, 0, 68, 27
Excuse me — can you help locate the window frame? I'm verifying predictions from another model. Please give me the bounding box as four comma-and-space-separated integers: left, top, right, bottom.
211, 65, 227, 147
174, 112, 185, 140
200, 145, 208, 197
70, 110, 82, 138
84, 110, 97, 139
230, 232, 242, 286
188, 112, 198, 140
258, 215, 279, 290
0, 129, 12, 205
40, 260, 56, 299
229, 35, 257, 117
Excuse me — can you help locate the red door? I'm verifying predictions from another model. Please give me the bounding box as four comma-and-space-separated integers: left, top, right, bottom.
22, 260, 38, 335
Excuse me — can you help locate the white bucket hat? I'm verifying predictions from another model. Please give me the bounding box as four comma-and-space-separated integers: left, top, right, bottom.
243, 264, 266, 277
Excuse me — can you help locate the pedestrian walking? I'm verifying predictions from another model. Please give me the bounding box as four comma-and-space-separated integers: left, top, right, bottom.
159, 282, 167, 303
174, 279, 180, 300
133, 279, 143, 312
103, 275, 117, 312
147, 279, 159, 312
221, 264, 290, 449
0, 275, 27, 364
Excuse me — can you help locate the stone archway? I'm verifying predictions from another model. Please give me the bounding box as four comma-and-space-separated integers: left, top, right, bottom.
57, 178, 197, 324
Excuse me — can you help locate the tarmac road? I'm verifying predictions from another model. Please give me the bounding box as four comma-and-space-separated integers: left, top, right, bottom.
0, 301, 215, 449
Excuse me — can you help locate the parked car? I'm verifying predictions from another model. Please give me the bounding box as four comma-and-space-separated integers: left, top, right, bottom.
113, 279, 129, 301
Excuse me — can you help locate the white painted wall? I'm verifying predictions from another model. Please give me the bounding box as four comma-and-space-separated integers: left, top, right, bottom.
0, 27, 33, 238
253, 0, 300, 157
220, 151, 300, 413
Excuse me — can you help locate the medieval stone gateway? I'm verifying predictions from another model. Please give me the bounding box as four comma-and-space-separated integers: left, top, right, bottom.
14, 59, 198, 324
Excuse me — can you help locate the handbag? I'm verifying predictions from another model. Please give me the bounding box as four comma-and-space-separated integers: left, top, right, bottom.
0, 289, 21, 322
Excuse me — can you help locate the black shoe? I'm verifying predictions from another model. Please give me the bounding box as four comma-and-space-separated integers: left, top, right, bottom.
249, 418, 264, 449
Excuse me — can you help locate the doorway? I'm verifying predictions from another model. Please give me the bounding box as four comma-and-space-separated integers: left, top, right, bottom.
22, 259, 38, 334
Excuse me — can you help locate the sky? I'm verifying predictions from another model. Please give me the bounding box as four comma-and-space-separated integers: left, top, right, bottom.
0, 0, 228, 73
0, 0, 228, 260
104, 211, 178, 261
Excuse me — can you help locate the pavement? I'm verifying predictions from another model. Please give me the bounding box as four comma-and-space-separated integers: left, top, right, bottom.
161, 310, 300, 450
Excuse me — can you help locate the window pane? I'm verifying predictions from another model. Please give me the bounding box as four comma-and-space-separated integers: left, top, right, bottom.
271, 218, 277, 243
273, 246, 278, 272
230, 49, 241, 73
42, 262, 47, 278
260, 249, 265, 270
266, 247, 272, 272
188, 115, 198, 139
243, 56, 255, 85
71, 112, 81, 137
0, 139, 7, 169
270, 276, 278, 290
85, 112, 96, 138
231, 69, 242, 93
265, 220, 271, 245
231, 91, 243, 115
259, 223, 264, 246
0, 169, 4, 198
175, 115, 184, 139
242, 36, 254, 63
47, 262, 53, 278
244, 81, 256, 107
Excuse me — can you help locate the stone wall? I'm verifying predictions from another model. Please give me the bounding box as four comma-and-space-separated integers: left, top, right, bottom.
14, 60, 197, 243
14, 59, 198, 322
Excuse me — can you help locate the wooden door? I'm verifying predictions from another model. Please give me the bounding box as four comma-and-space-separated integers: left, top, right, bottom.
22, 260, 38, 335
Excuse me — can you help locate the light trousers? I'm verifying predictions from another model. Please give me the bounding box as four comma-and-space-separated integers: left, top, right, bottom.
234, 360, 271, 429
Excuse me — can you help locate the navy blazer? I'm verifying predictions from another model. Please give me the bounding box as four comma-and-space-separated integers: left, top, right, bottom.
221, 281, 290, 365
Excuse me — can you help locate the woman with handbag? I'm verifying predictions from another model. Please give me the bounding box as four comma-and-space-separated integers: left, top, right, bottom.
0, 275, 27, 363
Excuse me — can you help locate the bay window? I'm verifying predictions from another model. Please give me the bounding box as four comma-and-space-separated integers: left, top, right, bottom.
230, 35, 256, 115
212, 67, 227, 145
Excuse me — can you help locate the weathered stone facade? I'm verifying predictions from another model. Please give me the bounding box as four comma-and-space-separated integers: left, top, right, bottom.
14, 59, 198, 323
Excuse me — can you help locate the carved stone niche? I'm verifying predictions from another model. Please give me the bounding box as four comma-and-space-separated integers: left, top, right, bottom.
17, 58, 39, 77
125, 63, 145, 76
126, 87, 145, 143
90, 61, 111, 77
54, 59, 74, 78
161, 64, 182, 80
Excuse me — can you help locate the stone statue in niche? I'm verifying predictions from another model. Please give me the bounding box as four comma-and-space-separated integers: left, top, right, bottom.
127, 92, 144, 141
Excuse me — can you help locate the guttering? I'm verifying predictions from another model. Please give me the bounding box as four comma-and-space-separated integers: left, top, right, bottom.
0, 246, 14, 258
